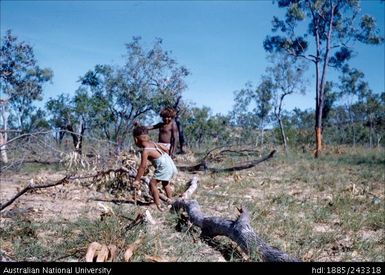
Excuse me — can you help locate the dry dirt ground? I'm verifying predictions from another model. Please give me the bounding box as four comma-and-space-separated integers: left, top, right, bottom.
0, 162, 228, 262
1, 149, 384, 262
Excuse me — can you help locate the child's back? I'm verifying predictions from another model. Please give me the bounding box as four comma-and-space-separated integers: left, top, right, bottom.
144, 142, 177, 181
133, 126, 177, 211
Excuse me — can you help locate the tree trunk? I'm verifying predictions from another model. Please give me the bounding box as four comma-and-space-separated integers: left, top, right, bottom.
277, 116, 287, 155
313, 13, 322, 158
0, 104, 9, 163
347, 106, 356, 147
0, 132, 8, 164
369, 118, 374, 149
59, 128, 66, 145
260, 120, 264, 147
173, 96, 187, 154
313, 4, 335, 158
66, 123, 84, 155
77, 122, 86, 155
175, 116, 187, 153
314, 126, 322, 158
172, 177, 300, 262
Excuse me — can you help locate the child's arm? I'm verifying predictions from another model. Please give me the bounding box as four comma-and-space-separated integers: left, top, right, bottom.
147, 123, 162, 130
170, 121, 179, 157
133, 121, 161, 131
134, 151, 149, 184
157, 143, 169, 153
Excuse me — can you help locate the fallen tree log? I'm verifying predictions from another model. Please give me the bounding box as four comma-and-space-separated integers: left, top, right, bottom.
171, 176, 300, 262
177, 150, 276, 173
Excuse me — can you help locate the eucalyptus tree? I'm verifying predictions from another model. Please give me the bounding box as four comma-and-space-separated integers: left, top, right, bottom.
182, 106, 231, 148
0, 30, 53, 163
266, 54, 307, 154
232, 79, 273, 146
338, 65, 368, 146
355, 87, 383, 148
264, 0, 384, 157
79, 37, 189, 146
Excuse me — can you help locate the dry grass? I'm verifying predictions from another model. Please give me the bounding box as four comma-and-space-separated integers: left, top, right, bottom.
0, 146, 384, 262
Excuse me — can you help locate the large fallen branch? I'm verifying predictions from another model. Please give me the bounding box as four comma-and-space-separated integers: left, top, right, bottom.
0, 167, 136, 212
176, 162, 208, 172
171, 176, 300, 262
201, 146, 261, 162
177, 150, 276, 173
208, 150, 276, 173
0, 175, 72, 211
0, 166, 164, 212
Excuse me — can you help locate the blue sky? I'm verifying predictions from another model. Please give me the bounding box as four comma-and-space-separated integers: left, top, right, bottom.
1, 0, 384, 115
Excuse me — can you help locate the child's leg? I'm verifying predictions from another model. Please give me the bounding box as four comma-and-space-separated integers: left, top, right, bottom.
149, 178, 161, 207
162, 181, 172, 201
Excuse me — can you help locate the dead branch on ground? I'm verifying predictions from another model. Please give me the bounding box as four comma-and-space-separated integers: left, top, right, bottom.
177, 150, 276, 173
201, 145, 261, 162
0, 167, 136, 212
0, 175, 73, 211
0, 165, 161, 211
171, 176, 300, 262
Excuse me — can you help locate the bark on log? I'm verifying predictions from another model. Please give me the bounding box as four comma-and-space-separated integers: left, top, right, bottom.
180, 176, 199, 199
172, 176, 300, 262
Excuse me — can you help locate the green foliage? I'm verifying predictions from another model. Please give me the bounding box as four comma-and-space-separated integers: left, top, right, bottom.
265, 54, 307, 150
46, 94, 73, 131
232, 79, 273, 134
1, 30, 53, 132
182, 106, 231, 148
320, 66, 385, 147
284, 108, 314, 146
357, 15, 384, 44
78, 37, 189, 143
263, 0, 384, 152
322, 81, 338, 126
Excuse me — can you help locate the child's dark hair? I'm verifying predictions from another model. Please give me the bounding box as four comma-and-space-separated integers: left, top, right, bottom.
133, 126, 148, 137
160, 107, 176, 118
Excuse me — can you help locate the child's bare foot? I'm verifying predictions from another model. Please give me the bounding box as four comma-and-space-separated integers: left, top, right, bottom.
156, 204, 165, 212
165, 198, 173, 205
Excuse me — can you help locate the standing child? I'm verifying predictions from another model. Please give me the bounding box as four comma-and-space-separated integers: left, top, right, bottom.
134, 107, 178, 159
132, 126, 178, 211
